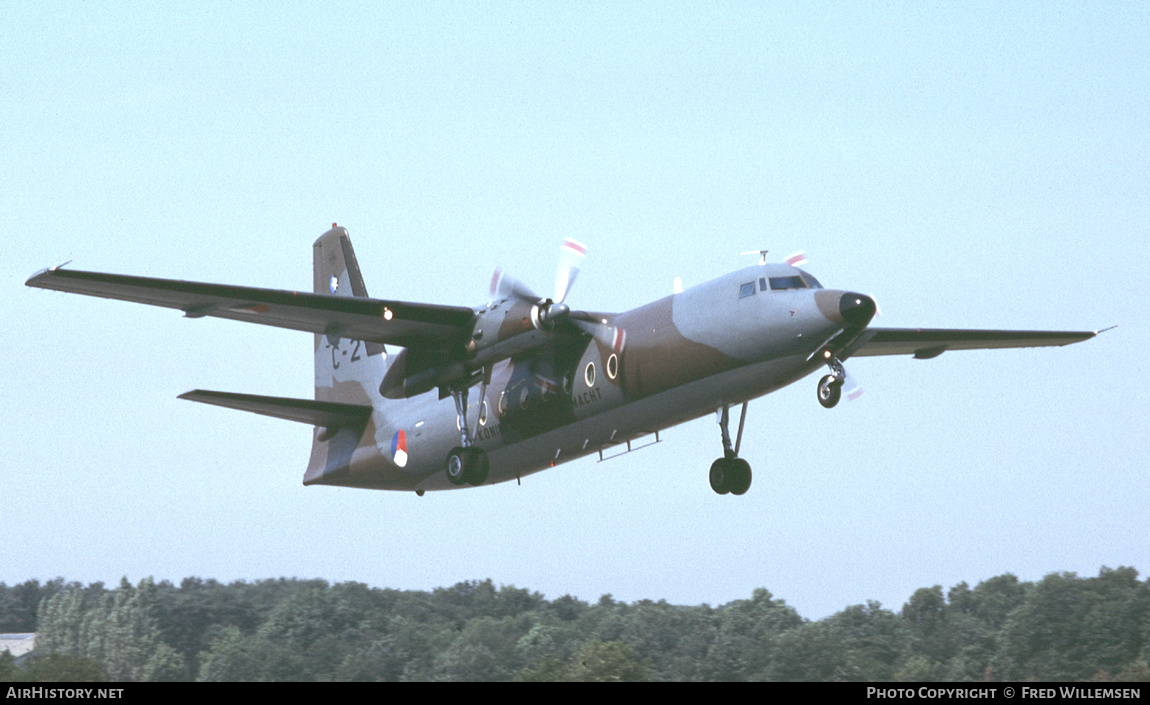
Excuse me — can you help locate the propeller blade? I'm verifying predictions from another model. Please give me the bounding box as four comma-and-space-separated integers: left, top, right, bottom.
841, 366, 864, 402
571, 317, 626, 354
492, 239, 594, 333
491, 267, 541, 303
784, 251, 808, 267
554, 239, 587, 304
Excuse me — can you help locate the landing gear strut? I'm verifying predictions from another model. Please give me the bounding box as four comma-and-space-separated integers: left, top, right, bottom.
817, 355, 845, 409
445, 375, 490, 486
710, 403, 752, 495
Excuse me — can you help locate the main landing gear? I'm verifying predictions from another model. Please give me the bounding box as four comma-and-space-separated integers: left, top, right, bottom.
445, 380, 490, 487
817, 355, 846, 409
710, 403, 752, 496
446, 446, 489, 487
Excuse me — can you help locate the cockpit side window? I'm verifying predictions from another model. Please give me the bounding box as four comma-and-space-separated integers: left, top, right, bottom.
738, 282, 756, 299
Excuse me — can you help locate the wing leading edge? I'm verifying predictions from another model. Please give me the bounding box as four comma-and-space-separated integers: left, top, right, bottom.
843, 327, 1098, 360
25, 266, 476, 349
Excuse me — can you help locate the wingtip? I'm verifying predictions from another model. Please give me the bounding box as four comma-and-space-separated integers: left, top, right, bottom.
25, 261, 72, 287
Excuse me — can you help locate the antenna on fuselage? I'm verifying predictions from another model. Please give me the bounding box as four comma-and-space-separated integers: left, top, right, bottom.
741, 249, 769, 265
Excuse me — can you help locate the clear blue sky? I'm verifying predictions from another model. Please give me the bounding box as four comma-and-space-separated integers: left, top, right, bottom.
4, 2, 1147, 620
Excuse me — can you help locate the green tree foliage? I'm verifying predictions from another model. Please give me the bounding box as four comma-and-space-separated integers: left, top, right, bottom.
705, 588, 804, 680
0, 651, 17, 680
768, 601, 905, 681
7, 653, 106, 682
34, 577, 172, 681
516, 640, 651, 681
566, 640, 652, 681
0, 579, 77, 633
10, 566, 1148, 681
992, 567, 1150, 681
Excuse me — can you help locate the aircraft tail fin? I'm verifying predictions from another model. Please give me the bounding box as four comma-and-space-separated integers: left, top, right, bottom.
311, 225, 390, 399
307, 225, 388, 485
314, 224, 370, 297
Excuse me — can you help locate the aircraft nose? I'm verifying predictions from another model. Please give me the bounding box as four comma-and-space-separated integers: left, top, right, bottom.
839, 292, 877, 327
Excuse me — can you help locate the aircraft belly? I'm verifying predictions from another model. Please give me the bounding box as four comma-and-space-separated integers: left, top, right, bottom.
491, 354, 813, 480
399, 353, 814, 492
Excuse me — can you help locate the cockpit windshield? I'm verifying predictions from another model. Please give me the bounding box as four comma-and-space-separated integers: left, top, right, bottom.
746, 268, 826, 297
798, 270, 823, 289
763, 270, 823, 291
767, 276, 805, 290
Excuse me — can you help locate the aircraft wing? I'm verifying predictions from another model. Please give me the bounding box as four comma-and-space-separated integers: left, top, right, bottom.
843, 327, 1098, 360
25, 266, 476, 348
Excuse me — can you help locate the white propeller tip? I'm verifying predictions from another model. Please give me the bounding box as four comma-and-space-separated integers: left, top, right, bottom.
561, 239, 588, 259
784, 251, 808, 267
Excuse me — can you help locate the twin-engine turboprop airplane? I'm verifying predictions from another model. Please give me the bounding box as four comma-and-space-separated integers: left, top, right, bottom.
27, 225, 1098, 496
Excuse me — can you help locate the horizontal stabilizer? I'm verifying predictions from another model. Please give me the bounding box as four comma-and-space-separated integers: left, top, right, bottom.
178, 389, 372, 428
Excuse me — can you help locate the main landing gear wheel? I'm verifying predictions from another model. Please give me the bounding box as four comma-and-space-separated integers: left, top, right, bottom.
711, 403, 753, 496
446, 447, 490, 486
817, 374, 843, 409
709, 457, 752, 496
467, 448, 489, 486
444, 376, 492, 487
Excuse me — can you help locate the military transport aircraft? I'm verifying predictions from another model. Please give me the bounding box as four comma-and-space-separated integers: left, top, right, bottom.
26, 225, 1098, 496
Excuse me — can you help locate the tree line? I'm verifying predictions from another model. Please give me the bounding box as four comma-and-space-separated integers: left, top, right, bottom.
1, 567, 1147, 681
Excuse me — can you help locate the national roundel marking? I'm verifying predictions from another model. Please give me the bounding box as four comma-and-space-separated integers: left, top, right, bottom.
391, 430, 408, 468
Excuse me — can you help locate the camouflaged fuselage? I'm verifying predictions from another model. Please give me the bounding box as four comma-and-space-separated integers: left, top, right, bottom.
305, 259, 858, 492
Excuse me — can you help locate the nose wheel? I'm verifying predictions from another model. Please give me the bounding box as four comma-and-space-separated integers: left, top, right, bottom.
710, 403, 752, 495
817, 355, 846, 408
817, 374, 843, 408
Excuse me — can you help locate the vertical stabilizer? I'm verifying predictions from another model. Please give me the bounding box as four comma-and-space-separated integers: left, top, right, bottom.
314, 224, 370, 298
311, 225, 389, 401
306, 226, 387, 485
310, 225, 391, 397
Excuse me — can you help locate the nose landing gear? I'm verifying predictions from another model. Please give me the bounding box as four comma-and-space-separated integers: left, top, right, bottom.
710, 403, 752, 495
817, 374, 843, 408
817, 355, 846, 409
